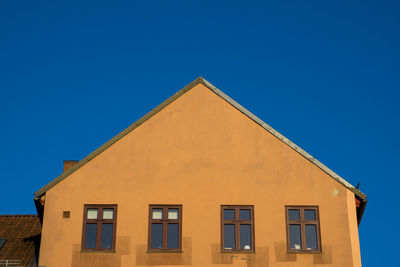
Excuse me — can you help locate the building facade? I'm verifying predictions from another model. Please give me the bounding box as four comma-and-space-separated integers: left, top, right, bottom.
34, 78, 367, 267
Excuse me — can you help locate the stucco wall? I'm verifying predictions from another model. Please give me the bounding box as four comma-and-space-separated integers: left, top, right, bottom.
38, 84, 361, 267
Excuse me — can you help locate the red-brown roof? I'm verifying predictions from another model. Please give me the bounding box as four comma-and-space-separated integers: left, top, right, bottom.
0, 215, 41, 267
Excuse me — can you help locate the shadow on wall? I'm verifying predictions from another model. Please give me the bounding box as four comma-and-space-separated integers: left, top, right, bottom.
71, 236, 131, 267
136, 237, 192, 266
273, 242, 333, 265
70, 237, 331, 266
274, 242, 296, 262
313, 245, 332, 265
211, 244, 269, 267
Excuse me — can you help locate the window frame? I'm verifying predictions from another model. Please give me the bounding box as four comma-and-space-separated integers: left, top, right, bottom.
148, 204, 182, 253
220, 205, 255, 253
285, 205, 321, 254
81, 204, 118, 252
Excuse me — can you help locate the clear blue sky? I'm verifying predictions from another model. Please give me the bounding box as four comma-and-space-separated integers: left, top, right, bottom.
1, 1, 398, 265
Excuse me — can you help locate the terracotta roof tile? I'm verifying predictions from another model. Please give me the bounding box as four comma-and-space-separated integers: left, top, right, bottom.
0, 215, 41, 267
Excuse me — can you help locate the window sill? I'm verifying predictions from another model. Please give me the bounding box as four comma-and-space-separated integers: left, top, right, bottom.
147, 249, 182, 253
287, 250, 321, 254
220, 250, 255, 254
81, 249, 116, 253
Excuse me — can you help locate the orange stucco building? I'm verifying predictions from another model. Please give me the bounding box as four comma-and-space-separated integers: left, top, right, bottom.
34, 77, 367, 267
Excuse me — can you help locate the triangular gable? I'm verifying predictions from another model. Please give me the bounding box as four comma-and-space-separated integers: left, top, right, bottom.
34, 77, 367, 203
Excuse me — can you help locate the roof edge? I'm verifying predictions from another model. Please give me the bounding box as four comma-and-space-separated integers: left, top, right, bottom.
0, 215, 39, 217
34, 77, 205, 197
34, 76, 367, 201
202, 78, 366, 201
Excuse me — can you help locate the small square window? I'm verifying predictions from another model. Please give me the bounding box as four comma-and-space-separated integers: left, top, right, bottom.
63, 211, 70, 218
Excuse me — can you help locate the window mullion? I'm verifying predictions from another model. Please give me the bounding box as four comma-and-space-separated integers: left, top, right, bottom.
163, 207, 167, 249
299, 208, 304, 251
235, 222, 240, 250
97, 207, 103, 250
235, 208, 239, 250
300, 222, 306, 251
96, 221, 102, 249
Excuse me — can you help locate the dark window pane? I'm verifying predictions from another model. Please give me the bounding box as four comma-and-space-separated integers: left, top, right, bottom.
224, 224, 236, 249
0, 238, 7, 249
240, 224, 252, 250
167, 223, 179, 248
239, 209, 251, 220
151, 224, 163, 249
304, 210, 316, 221
224, 209, 235, 220
288, 209, 300, 220
306, 225, 318, 251
85, 223, 97, 249
289, 224, 301, 250
101, 223, 113, 249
